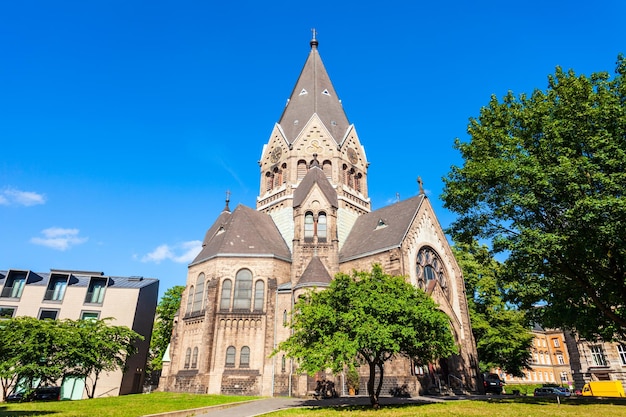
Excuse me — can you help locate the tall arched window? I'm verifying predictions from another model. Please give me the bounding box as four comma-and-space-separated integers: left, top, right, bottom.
323, 160, 332, 178
225, 346, 236, 367
355, 173, 362, 192
283, 310, 288, 326
317, 212, 327, 242
297, 160, 307, 180
192, 273, 205, 313
186, 286, 194, 315
416, 247, 449, 297
233, 269, 253, 310
273, 167, 282, 188
220, 279, 232, 310
265, 172, 273, 191
191, 347, 199, 368
240, 346, 250, 368
184, 348, 191, 369
254, 280, 265, 311
304, 212, 314, 242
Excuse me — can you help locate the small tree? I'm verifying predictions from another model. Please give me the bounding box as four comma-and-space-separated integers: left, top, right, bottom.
277, 265, 457, 408
65, 318, 142, 398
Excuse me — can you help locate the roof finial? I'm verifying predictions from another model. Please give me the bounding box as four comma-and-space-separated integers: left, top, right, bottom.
310, 28, 318, 49
417, 177, 425, 195
223, 189, 231, 212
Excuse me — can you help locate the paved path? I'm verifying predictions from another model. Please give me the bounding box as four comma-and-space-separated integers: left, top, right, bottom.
194, 395, 446, 417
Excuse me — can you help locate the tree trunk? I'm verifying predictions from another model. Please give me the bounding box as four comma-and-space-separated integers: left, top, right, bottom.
367, 360, 379, 408
375, 361, 384, 406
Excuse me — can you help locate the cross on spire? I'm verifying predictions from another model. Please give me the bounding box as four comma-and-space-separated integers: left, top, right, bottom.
223, 189, 231, 212
417, 176, 425, 195
310, 28, 318, 49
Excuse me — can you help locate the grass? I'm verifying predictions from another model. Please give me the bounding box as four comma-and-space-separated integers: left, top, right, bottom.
266, 397, 626, 417
0, 391, 259, 417
2, 394, 626, 417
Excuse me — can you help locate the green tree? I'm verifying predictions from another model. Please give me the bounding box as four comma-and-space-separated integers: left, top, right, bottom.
148, 285, 184, 374
276, 265, 457, 408
442, 55, 626, 340
64, 318, 142, 399
453, 241, 533, 376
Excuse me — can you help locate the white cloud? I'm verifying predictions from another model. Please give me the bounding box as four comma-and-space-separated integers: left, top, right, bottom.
1, 188, 46, 206
141, 240, 202, 264
30, 227, 88, 251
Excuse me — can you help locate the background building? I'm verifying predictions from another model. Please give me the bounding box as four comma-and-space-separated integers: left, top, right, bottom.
0, 268, 158, 400
159, 36, 479, 397
565, 332, 626, 391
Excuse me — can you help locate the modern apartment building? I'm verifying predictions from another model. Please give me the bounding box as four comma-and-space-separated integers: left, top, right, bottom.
0, 268, 158, 400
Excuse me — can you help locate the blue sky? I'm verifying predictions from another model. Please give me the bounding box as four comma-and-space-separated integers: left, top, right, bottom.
1, 1, 624, 298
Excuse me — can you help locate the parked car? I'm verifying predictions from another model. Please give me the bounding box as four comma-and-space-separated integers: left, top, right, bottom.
534, 387, 570, 397
4, 386, 60, 402
483, 373, 504, 394
5, 391, 25, 402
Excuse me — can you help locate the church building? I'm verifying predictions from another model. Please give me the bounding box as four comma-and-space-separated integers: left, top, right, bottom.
159, 35, 479, 396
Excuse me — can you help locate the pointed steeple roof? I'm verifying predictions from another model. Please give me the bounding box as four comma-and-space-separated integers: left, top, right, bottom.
278, 35, 350, 144
295, 256, 332, 289
293, 165, 338, 209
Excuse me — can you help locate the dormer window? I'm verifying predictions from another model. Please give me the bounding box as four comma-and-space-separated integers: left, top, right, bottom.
322, 89, 330, 96
1, 271, 27, 299
85, 277, 108, 304
376, 219, 387, 230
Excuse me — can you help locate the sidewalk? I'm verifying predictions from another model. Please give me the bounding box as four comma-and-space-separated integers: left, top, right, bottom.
193, 395, 445, 417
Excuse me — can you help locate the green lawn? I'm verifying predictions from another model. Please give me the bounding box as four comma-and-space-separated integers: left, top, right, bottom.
266, 397, 626, 417
2, 394, 626, 417
0, 391, 259, 417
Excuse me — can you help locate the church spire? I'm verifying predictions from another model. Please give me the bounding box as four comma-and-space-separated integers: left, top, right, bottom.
277, 32, 350, 145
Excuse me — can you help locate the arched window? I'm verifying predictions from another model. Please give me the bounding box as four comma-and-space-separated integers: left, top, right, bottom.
347, 168, 355, 188
265, 172, 273, 191
416, 247, 449, 296
192, 273, 205, 313
233, 269, 253, 310
317, 212, 327, 242
240, 346, 250, 368
186, 286, 194, 315
297, 160, 307, 180
283, 310, 288, 326
323, 160, 332, 178
254, 280, 265, 311
304, 212, 314, 242
225, 346, 236, 367
355, 173, 362, 192
220, 279, 232, 310
273, 167, 282, 188
184, 348, 191, 369
191, 347, 199, 368
281, 355, 286, 372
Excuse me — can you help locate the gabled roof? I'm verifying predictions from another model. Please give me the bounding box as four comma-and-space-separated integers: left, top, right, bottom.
295, 256, 332, 289
293, 166, 338, 209
339, 195, 425, 262
277, 37, 350, 144
191, 204, 291, 265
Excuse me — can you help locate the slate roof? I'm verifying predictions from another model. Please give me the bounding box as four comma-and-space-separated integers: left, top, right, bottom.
339, 195, 425, 262
191, 204, 291, 265
277, 37, 350, 144
293, 166, 338, 209
0, 269, 157, 289
295, 256, 332, 289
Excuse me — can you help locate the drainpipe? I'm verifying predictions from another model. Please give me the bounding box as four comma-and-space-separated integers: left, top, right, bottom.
288, 290, 295, 397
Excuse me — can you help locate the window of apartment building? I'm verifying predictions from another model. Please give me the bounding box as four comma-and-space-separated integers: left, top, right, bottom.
560, 371, 568, 382
590, 345, 608, 366
44, 273, 69, 301
617, 344, 626, 366
552, 338, 560, 348
233, 269, 252, 310
225, 346, 236, 367
240, 346, 250, 368
38, 309, 59, 320
0, 306, 16, 319
557, 353, 565, 364
1, 271, 27, 299
84, 277, 107, 304
81, 311, 100, 321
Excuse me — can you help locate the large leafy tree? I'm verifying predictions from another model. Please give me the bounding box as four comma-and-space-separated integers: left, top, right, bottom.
277, 265, 457, 408
443, 55, 626, 340
453, 241, 533, 376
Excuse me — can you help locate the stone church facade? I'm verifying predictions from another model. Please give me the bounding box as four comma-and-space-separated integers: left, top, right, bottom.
159, 36, 479, 396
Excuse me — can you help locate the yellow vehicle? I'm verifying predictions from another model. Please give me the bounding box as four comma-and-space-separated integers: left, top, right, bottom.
581, 381, 625, 397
